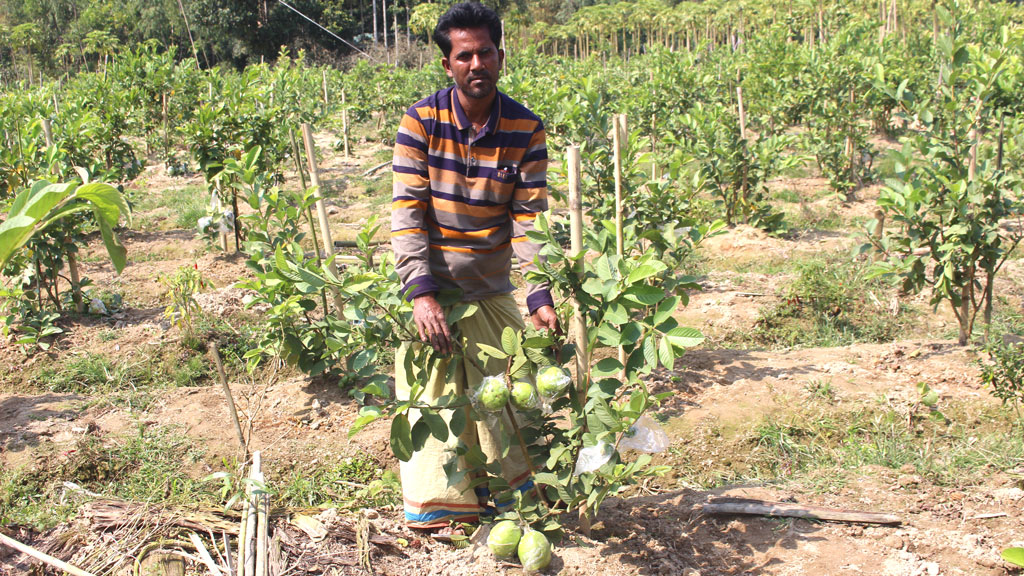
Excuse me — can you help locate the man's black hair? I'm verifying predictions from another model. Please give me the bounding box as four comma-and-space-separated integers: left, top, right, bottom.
433, 2, 502, 58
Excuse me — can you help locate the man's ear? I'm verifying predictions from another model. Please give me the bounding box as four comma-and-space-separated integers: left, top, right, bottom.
441, 56, 453, 78
498, 49, 505, 71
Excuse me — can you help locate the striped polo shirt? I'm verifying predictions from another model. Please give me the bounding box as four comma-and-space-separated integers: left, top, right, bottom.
391, 85, 553, 313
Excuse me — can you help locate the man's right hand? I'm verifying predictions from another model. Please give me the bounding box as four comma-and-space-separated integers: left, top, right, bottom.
413, 294, 452, 355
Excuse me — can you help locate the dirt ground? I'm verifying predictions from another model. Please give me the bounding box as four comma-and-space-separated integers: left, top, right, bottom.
2, 137, 1024, 576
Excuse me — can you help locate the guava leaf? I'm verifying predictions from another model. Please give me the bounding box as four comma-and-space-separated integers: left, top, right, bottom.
1002, 548, 1024, 568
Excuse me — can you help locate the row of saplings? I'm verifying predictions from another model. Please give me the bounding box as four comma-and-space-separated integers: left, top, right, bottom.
478, 365, 572, 571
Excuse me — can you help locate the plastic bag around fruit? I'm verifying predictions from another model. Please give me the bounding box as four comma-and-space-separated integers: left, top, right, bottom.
471, 375, 510, 415
618, 414, 670, 453
535, 365, 572, 400
573, 441, 615, 475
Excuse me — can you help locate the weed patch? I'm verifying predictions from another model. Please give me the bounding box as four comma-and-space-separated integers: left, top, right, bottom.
0, 426, 211, 530
747, 254, 911, 347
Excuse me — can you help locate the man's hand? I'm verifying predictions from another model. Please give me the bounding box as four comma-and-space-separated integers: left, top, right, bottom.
530, 305, 560, 333
413, 294, 452, 355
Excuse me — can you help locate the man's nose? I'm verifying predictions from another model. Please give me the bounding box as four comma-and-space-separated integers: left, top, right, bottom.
470, 54, 485, 70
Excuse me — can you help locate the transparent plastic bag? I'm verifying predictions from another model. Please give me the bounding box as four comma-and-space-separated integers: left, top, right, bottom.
618, 414, 670, 453
535, 365, 571, 400
510, 379, 540, 411
574, 441, 614, 475
471, 375, 509, 415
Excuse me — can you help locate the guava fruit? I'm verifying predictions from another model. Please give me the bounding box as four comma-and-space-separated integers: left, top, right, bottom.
486, 520, 522, 558
477, 375, 509, 412
517, 529, 552, 572
510, 380, 539, 410
535, 365, 571, 399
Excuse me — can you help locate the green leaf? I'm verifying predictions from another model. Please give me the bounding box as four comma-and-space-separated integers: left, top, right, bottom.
664, 326, 705, 350
476, 342, 508, 360
76, 182, 131, 227
94, 207, 128, 274
390, 414, 414, 462
623, 285, 664, 306
501, 326, 519, 355
449, 407, 467, 437
411, 419, 431, 451
592, 358, 623, 379
626, 261, 666, 284
421, 410, 449, 443
658, 337, 675, 369
446, 303, 478, 325
602, 302, 629, 325
1001, 548, 1024, 568
0, 215, 37, 270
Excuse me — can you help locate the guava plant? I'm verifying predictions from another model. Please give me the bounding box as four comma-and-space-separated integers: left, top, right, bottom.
866, 13, 1024, 345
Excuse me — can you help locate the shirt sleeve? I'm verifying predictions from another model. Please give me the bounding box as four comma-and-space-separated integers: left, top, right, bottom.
509, 120, 554, 314
391, 107, 439, 299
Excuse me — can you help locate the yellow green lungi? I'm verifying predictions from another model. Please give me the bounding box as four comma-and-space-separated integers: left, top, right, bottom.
396, 294, 533, 529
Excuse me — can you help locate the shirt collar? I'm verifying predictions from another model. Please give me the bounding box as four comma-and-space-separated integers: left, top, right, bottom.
450, 86, 501, 142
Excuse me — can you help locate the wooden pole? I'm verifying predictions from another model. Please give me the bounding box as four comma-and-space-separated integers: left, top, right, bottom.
737, 86, 747, 140
341, 89, 350, 159
567, 145, 592, 538
0, 532, 99, 576
301, 123, 336, 264
162, 92, 169, 158
212, 344, 247, 456
41, 118, 53, 147
703, 498, 901, 525
612, 114, 626, 259
321, 69, 329, 112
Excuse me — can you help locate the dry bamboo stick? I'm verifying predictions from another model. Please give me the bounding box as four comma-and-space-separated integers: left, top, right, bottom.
188, 532, 224, 576
341, 89, 350, 159
0, 531, 99, 576
300, 124, 336, 264
212, 344, 247, 455
702, 498, 901, 524
567, 145, 592, 538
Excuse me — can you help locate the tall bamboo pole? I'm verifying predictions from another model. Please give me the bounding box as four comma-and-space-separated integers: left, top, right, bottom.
613, 114, 626, 258
567, 145, 592, 537
301, 123, 336, 264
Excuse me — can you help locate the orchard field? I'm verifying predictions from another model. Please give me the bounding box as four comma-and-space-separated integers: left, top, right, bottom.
3, 0, 1024, 574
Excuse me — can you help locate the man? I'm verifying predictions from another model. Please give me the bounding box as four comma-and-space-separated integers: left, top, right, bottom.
390, 1, 558, 530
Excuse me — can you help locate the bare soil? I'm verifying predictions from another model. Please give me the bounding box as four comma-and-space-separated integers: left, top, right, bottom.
2, 138, 1023, 576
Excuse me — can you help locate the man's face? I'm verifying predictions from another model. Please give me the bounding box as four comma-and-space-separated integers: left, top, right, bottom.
442, 27, 503, 101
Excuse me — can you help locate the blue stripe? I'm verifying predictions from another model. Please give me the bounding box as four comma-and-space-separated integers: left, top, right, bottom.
522, 149, 548, 163
405, 508, 479, 522
395, 132, 427, 150
393, 195, 424, 202
516, 181, 545, 189
432, 190, 502, 207
392, 226, 426, 233
394, 164, 427, 177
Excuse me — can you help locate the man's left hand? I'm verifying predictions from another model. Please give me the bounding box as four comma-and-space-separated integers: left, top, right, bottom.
530, 305, 560, 333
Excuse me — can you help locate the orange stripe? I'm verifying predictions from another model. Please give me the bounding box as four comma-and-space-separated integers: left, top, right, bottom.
498, 118, 541, 133
512, 212, 537, 222
393, 198, 427, 210
511, 236, 528, 243
394, 172, 428, 187
431, 242, 510, 255
431, 197, 508, 218
391, 228, 426, 237
429, 222, 501, 240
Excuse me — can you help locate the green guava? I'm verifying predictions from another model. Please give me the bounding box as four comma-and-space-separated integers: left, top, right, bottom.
486, 520, 522, 558
517, 529, 552, 572
535, 365, 571, 399
477, 376, 509, 412
510, 380, 539, 410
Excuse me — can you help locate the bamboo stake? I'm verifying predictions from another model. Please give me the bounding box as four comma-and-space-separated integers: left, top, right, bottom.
0, 532, 99, 576
244, 455, 259, 576
737, 86, 747, 140
238, 494, 250, 573
253, 452, 268, 576
212, 344, 247, 456
702, 498, 901, 525
301, 124, 336, 265
567, 145, 592, 538
321, 69, 328, 107
612, 114, 625, 259
341, 89, 350, 159
189, 532, 224, 576
42, 118, 53, 147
